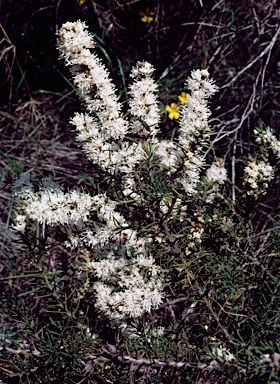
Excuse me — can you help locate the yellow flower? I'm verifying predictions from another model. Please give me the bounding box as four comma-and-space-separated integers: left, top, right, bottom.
140, 8, 155, 23
166, 103, 180, 120
178, 92, 190, 105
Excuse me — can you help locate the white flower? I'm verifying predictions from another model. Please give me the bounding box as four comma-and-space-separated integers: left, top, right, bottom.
122, 176, 143, 202
244, 159, 274, 195
151, 326, 165, 337
89, 257, 126, 280
178, 69, 217, 151
14, 182, 93, 226
71, 113, 100, 141
159, 198, 169, 215
155, 140, 181, 169
179, 152, 204, 195
206, 161, 227, 184
255, 127, 280, 159
128, 61, 160, 138
58, 21, 128, 143
57, 21, 93, 61
12, 214, 26, 233
92, 258, 163, 319
259, 354, 271, 364
112, 142, 144, 173
212, 346, 235, 362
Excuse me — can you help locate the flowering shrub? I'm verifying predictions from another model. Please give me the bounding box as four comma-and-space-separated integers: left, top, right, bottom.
7, 19, 280, 384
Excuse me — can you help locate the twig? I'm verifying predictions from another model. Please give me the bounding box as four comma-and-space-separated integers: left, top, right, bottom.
250, 225, 280, 239
244, 251, 277, 281
193, 282, 232, 341
220, 26, 280, 89
1, 345, 40, 356
55, 0, 63, 35
230, 74, 258, 201
210, 297, 258, 324
231, 130, 238, 203
213, 78, 257, 145
86, 353, 212, 371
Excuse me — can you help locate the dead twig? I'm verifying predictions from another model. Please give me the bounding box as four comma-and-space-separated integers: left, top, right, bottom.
220, 26, 280, 89
193, 281, 232, 342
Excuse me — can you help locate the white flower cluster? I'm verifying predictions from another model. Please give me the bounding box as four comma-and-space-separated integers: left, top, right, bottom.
243, 160, 274, 196
212, 345, 235, 362
178, 69, 218, 151
177, 70, 218, 194
13, 214, 27, 233
155, 140, 180, 169
128, 61, 160, 138
58, 21, 128, 140
13, 183, 164, 319
12, 21, 223, 322
73, 194, 145, 252
90, 255, 162, 319
123, 324, 165, 341
255, 127, 280, 159
58, 21, 218, 198
58, 22, 161, 175
206, 160, 227, 184
13, 179, 93, 228
179, 151, 204, 194
66, 194, 164, 319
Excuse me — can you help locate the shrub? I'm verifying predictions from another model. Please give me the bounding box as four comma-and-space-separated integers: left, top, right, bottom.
1, 19, 280, 384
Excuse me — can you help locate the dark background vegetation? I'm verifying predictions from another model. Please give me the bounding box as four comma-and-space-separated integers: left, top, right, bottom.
1, 0, 280, 383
